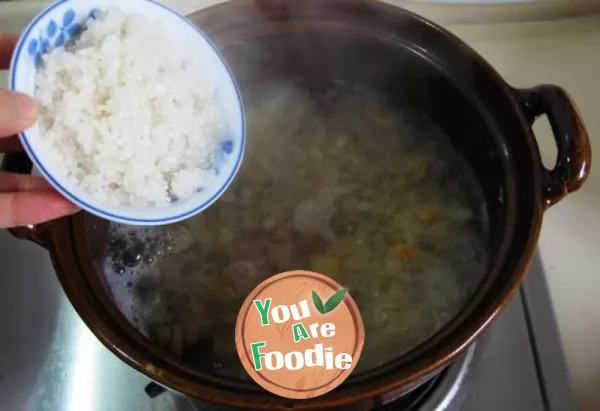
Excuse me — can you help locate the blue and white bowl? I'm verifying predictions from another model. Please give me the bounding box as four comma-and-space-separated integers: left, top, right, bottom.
9, 0, 245, 226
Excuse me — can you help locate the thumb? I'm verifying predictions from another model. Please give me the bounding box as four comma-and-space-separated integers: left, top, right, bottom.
0, 89, 38, 137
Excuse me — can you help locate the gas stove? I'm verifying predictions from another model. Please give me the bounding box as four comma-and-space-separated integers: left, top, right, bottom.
0, 227, 578, 411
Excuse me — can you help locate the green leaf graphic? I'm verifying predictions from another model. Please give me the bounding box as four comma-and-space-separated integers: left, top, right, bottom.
323, 288, 348, 314
312, 290, 325, 314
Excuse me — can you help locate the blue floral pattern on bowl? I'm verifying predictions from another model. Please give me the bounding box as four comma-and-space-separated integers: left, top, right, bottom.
27, 7, 100, 68
212, 139, 236, 177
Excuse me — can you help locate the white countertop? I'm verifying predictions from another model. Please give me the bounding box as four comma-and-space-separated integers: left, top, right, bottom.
1, 1, 599, 410
446, 16, 600, 411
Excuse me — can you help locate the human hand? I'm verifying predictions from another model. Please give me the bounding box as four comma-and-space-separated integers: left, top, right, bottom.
0, 33, 79, 229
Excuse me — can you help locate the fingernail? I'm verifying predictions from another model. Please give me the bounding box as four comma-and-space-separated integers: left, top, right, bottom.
15, 92, 39, 124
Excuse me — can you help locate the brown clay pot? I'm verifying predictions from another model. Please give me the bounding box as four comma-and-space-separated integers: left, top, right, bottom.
4, 0, 591, 409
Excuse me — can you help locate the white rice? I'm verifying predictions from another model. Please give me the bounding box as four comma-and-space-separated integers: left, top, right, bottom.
34, 8, 224, 207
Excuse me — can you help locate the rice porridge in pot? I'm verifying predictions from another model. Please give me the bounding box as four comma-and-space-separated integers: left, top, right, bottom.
98, 82, 489, 379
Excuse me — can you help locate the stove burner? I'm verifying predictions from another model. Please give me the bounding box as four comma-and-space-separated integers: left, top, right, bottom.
377, 373, 445, 411
145, 344, 475, 411
374, 344, 475, 411
145, 382, 168, 399
417, 345, 474, 411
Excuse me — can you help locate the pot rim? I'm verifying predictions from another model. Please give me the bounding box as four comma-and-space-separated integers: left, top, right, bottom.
22, 0, 565, 408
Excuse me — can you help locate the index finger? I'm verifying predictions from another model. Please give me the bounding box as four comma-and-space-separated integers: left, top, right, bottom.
0, 191, 79, 228
0, 33, 19, 70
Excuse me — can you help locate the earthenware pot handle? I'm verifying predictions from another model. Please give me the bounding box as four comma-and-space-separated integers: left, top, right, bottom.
517, 85, 591, 208
1, 151, 56, 247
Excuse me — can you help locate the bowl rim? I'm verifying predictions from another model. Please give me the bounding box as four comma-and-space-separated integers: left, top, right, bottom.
8, 0, 246, 226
